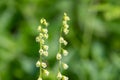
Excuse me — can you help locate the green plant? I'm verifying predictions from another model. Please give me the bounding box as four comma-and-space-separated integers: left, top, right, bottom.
36, 18, 49, 80
56, 13, 70, 80
35, 13, 70, 80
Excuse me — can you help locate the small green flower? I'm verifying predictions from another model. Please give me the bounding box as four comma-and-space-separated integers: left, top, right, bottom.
36, 61, 40, 67
41, 62, 47, 68
56, 53, 62, 60
62, 49, 68, 56
43, 69, 49, 76
62, 63, 69, 70
57, 72, 62, 79
62, 75, 69, 80
38, 77, 42, 80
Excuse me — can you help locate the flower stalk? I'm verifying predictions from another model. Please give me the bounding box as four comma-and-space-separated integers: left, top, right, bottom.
56, 13, 70, 80
36, 18, 49, 80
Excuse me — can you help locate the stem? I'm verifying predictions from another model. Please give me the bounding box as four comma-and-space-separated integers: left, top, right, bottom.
57, 26, 63, 75
40, 43, 42, 78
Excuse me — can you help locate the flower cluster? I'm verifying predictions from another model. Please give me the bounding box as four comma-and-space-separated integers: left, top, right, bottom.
63, 13, 70, 35
36, 18, 49, 80
56, 13, 70, 80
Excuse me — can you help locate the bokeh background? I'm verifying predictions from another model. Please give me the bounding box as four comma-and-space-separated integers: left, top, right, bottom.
0, 0, 120, 80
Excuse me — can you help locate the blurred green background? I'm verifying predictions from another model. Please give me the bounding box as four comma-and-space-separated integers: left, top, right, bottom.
0, 0, 120, 80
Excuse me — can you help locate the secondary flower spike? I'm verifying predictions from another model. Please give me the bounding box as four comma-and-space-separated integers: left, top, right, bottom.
56, 13, 70, 80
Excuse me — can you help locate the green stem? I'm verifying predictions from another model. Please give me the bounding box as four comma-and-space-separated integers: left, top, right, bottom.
57, 26, 63, 75
40, 43, 42, 78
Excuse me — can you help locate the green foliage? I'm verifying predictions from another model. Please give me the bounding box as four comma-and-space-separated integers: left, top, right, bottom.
0, 0, 120, 80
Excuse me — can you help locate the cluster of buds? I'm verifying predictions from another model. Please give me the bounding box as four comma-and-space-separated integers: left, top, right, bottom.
56, 13, 70, 80
63, 13, 70, 35
36, 18, 49, 80
57, 72, 69, 80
